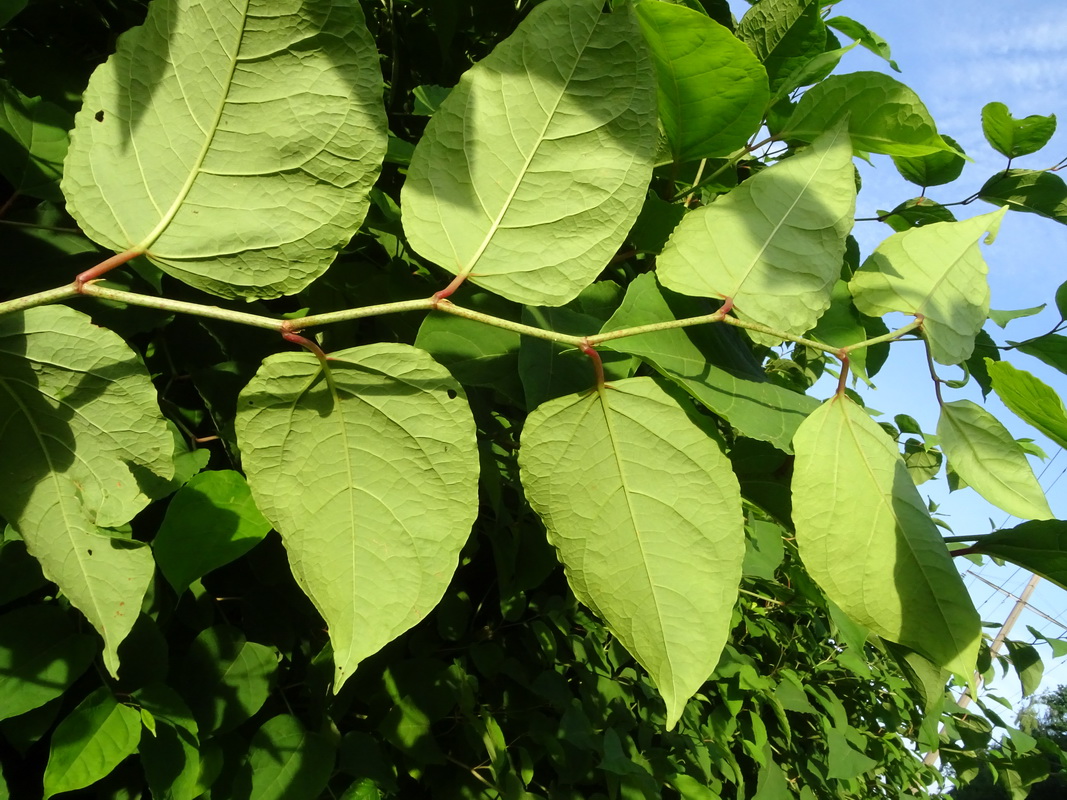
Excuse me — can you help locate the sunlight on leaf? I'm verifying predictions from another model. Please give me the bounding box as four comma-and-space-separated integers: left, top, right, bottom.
657, 122, 855, 339
0, 306, 173, 675
63, 0, 388, 299
520, 377, 744, 728
235, 344, 479, 690
792, 395, 980, 677
402, 0, 657, 306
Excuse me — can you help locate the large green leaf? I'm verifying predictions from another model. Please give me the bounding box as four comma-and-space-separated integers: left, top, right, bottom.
735, 0, 825, 94
176, 624, 277, 736
62, 0, 387, 299
784, 72, 955, 156
979, 169, 1067, 226
235, 343, 479, 689
657, 123, 855, 338
519, 377, 744, 728
981, 102, 1057, 159
152, 469, 271, 594
0, 80, 70, 201
635, 0, 768, 163
849, 209, 1007, 365
967, 521, 1067, 592
401, 0, 656, 306
791, 395, 980, 677
987, 360, 1067, 449
247, 715, 335, 800
937, 400, 1051, 521
0, 605, 96, 721
600, 273, 817, 452
42, 688, 141, 799
0, 306, 173, 675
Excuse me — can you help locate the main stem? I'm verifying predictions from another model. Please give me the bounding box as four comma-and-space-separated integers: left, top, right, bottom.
0, 277, 920, 358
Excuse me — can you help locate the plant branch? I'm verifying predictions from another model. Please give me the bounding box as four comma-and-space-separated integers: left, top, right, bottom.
77, 283, 285, 330
0, 280, 923, 359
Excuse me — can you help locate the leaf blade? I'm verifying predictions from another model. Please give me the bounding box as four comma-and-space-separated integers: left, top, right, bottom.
62, 0, 387, 299
792, 395, 980, 677
635, 0, 768, 162
849, 209, 1007, 365
401, 0, 657, 306
0, 306, 173, 675
235, 344, 479, 689
657, 122, 855, 338
519, 377, 744, 727
937, 400, 1052, 521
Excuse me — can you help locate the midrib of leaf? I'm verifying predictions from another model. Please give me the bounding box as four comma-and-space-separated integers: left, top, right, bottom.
457, 15, 600, 280
730, 133, 838, 299
594, 387, 670, 673
135, 0, 250, 253
839, 401, 958, 633
0, 375, 109, 621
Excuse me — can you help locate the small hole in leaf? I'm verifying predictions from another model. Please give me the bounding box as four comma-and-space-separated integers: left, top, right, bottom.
94, 110, 105, 122
447, 389, 457, 399
87, 549, 93, 555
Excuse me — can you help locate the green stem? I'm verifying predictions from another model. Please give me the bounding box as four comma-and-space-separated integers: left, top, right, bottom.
434, 299, 584, 346
290, 297, 436, 330
0, 281, 924, 359
0, 284, 80, 316
79, 284, 283, 331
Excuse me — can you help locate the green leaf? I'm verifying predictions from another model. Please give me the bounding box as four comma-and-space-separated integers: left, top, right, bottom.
981, 102, 1057, 158
0, 80, 71, 201
989, 305, 1046, 328
414, 290, 523, 403
0, 605, 96, 721
519, 377, 744, 728
892, 134, 966, 187
152, 470, 271, 595
402, 0, 656, 306
736, 0, 825, 94
979, 169, 1067, 226
1005, 640, 1043, 698
784, 72, 955, 157
62, 0, 387, 299
248, 715, 335, 800
988, 360, 1067, 449
826, 727, 876, 780
600, 273, 818, 452
937, 400, 1051, 521
792, 395, 980, 677
635, 0, 768, 162
1056, 280, 1067, 319
849, 209, 1007, 365
136, 685, 200, 800
0, 306, 174, 675
0, 0, 26, 26
657, 122, 855, 338
1016, 334, 1067, 376
177, 625, 278, 736
42, 688, 141, 800
235, 343, 479, 689
825, 16, 899, 71
880, 197, 957, 231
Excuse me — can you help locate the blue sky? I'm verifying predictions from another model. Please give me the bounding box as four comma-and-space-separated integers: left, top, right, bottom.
727, 1, 1067, 712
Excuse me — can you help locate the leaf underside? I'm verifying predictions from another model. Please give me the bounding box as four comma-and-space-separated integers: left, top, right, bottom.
235, 343, 479, 690
402, 0, 657, 306
791, 395, 980, 677
520, 377, 744, 728
63, 0, 388, 299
